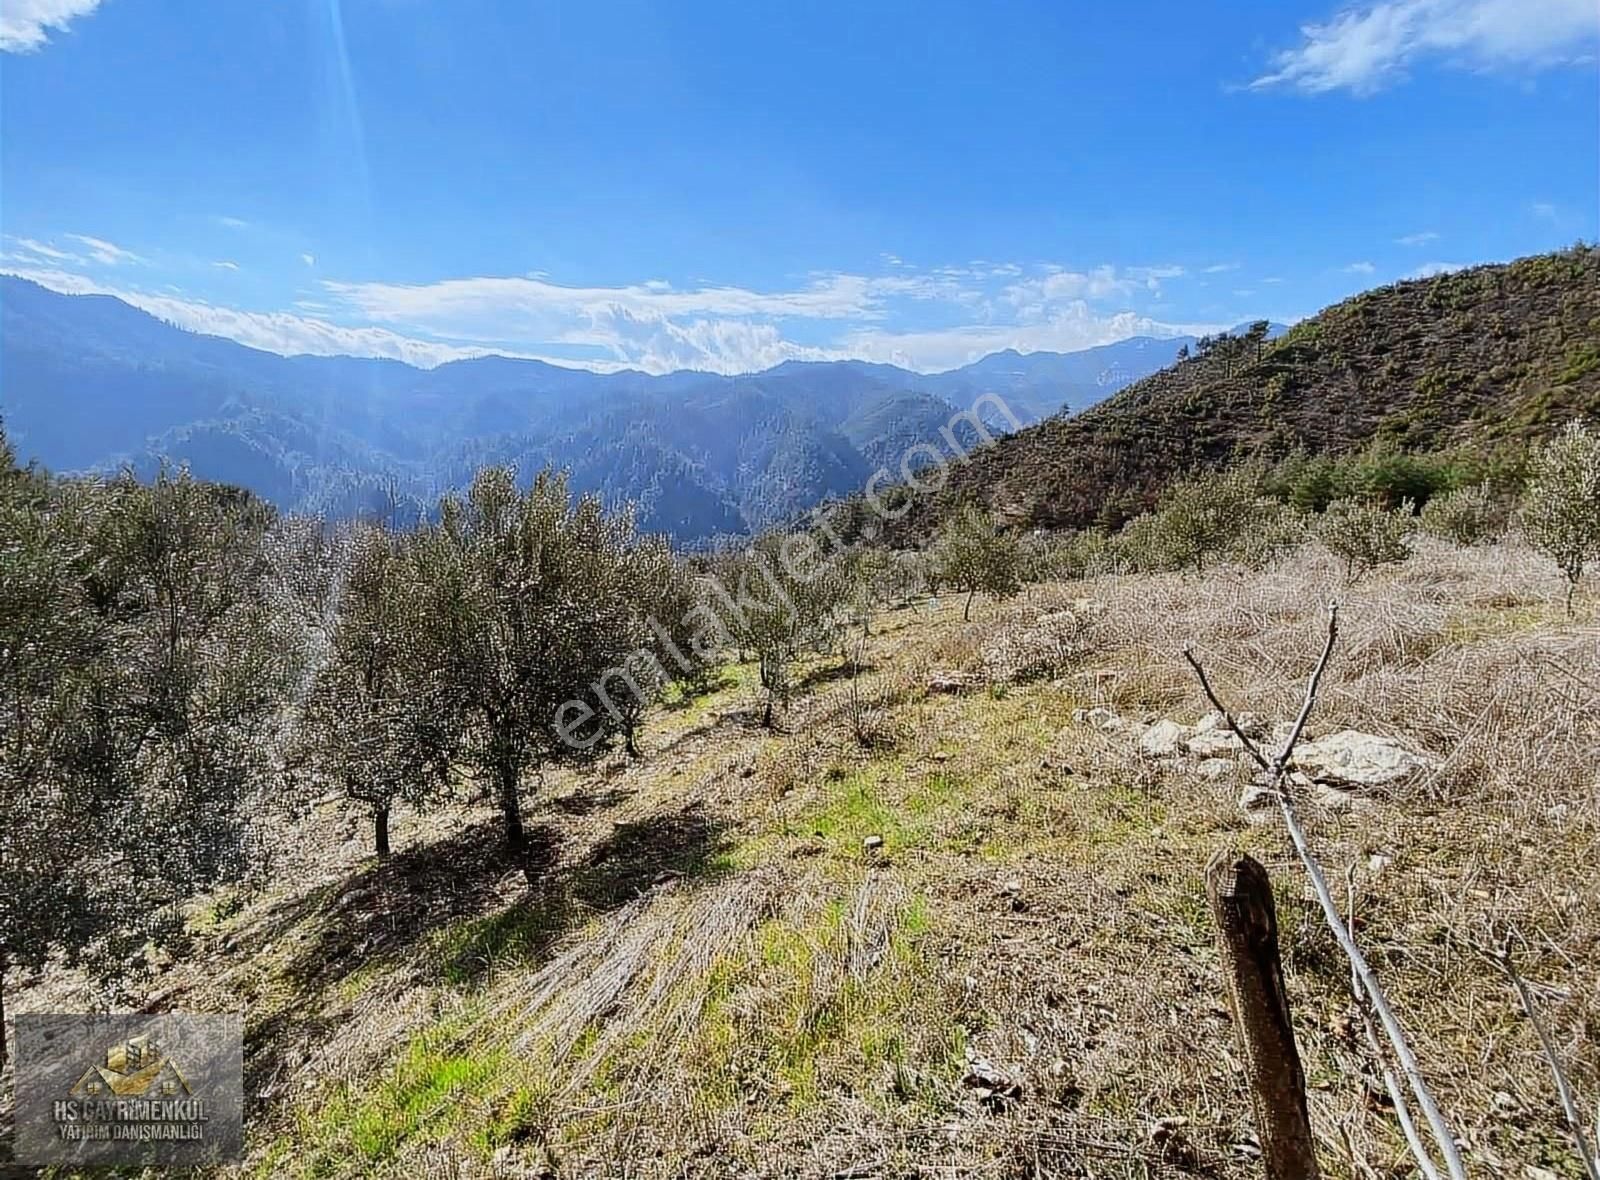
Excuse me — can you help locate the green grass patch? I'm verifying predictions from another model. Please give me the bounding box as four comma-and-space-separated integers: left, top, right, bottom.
788, 763, 967, 856
1444, 600, 1557, 644
428, 896, 578, 986
293, 1031, 506, 1173
738, 888, 961, 1115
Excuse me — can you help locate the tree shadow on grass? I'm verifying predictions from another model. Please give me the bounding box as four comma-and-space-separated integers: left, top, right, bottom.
241, 799, 731, 1113
430, 801, 733, 987
797, 658, 873, 690
661, 670, 742, 711
548, 784, 634, 816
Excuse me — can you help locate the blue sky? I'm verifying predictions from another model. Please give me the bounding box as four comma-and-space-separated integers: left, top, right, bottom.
2, 0, 1596, 373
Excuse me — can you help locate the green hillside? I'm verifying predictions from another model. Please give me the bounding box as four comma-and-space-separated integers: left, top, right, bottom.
902, 246, 1600, 536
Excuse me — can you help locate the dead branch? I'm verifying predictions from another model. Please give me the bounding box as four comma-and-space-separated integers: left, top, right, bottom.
1184, 646, 1274, 774
1494, 938, 1600, 1180
1345, 867, 1442, 1180
1185, 604, 1466, 1180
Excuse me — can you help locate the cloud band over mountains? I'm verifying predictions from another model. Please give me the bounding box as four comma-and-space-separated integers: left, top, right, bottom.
2, 242, 1231, 374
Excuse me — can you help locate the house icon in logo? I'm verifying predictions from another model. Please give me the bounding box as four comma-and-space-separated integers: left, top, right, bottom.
69, 1034, 191, 1099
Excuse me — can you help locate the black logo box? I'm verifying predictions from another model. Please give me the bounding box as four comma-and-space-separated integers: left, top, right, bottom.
13, 1013, 243, 1167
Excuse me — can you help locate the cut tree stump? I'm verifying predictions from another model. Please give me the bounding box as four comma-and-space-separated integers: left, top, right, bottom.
1206, 851, 1321, 1180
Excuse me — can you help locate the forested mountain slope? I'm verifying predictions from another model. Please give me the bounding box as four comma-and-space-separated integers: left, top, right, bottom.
900, 247, 1600, 536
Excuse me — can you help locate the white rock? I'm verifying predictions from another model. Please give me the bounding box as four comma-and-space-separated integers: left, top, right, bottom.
1239, 785, 1278, 820
1195, 711, 1265, 738
1139, 719, 1187, 757
1292, 730, 1437, 789
1186, 728, 1245, 757
1196, 757, 1238, 780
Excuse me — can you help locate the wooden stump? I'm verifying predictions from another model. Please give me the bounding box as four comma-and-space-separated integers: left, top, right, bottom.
1207, 851, 1320, 1180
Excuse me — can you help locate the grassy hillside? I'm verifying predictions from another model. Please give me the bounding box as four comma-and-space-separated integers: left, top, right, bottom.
901, 247, 1600, 537
6, 539, 1595, 1177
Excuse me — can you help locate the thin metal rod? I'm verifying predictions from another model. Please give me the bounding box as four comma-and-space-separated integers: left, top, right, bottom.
1499, 944, 1600, 1180
1347, 868, 1444, 1180
1186, 605, 1467, 1180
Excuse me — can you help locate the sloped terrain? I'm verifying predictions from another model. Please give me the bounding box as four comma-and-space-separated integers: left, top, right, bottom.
4, 539, 1595, 1178
902, 248, 1600, 537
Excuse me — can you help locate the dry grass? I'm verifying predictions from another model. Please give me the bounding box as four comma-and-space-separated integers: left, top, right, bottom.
3, 540, 1596, 1178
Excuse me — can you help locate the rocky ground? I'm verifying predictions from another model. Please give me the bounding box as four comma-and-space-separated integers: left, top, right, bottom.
2, 539, 1596, 1179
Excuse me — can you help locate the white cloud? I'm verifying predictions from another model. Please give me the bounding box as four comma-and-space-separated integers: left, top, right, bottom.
572, 309, 838, 374
6, 236, 80, 262
1344, 260, 1377, 274
1529, 200, 1559, 221
1128, 264, 1187, 288
1252, 0, 1599, 94
1001, 263, 1186, 316
2, 266, 527, 368
1396, 230, 1440, 246
6, 251, 1224, 376
321, 271, 952, 336
65, 233, 143, 266
839, 304, 1225, 373
212, 260, 239, 271
301, 253, 316, 267
214, 216, 250, 230
1203, 262, 1241, 274
1407, 260, 1468, 277
0, 0, 102, 52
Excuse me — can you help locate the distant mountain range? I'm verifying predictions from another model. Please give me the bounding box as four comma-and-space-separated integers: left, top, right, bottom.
0, 275, 1281, 540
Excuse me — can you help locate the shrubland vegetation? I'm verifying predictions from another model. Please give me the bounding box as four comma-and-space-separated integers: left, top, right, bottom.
6, 412, 1600, 1019
4, 370, 1600, 1171
900, 245, 1600, 539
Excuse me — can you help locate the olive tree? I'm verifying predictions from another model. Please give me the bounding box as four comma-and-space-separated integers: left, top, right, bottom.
1521, 421, 1600, 615
1316, 497, 1415, 581
296, 524, 456, 856
596, 537, 711, 757
1419, 482, 1506, 547
416, 468, 643, 850
0, 453, 115, 1063
841, 546, 893, 635
0, 453, 288, 1057
1123, 465, 1301, 574
1151, 467, 1259, 573
95, 468, 294, 893
932, 503, 1022, 620
720, 532, 849, 726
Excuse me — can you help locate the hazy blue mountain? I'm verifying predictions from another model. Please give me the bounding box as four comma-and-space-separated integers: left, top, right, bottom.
0, 276, 1273, 540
